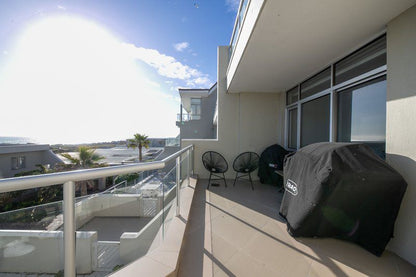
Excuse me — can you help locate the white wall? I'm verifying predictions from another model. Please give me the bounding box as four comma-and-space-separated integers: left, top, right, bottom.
183, 46, 285, 180
76, 194, 164, 228
119, 187, 176, 263
385, 4, 416, 265
0, 230, 97, 274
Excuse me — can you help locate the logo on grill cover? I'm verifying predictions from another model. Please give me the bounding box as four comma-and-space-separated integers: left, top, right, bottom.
285, 179, 298, 196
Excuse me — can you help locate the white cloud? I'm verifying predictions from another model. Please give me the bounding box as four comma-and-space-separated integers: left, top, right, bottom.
225, 0, 240, 13
0, 16, 182, 144
173, 41, 189, 52
122, 42, 212, 87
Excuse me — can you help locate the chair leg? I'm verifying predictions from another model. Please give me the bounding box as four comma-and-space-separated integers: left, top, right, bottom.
223, 173, 227, 187
233, 172, 238, 187
207, 172, 212, 190
249, 172, 254, 191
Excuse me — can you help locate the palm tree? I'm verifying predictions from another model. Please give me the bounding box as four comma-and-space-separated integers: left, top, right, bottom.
61, 146, 104, 168
127, 133, 150, 162
61, 146, 104, 195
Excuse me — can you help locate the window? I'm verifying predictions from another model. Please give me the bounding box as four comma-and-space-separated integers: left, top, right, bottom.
300, 67, 331, 99
334, 35, 386, 85
288, 108, 298, 149
337, 76, 386, 158
286, 86, 298, 105
190, 98, 201, 120
301, 95, 330, 147
11, 156, 26, 170
285, 34, 386, 151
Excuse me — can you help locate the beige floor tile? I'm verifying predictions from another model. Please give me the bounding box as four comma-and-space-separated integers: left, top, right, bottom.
394, 253, 416, 276
177, 179, 416, 277
226, 202, 270, 230
308, 258, 372, 277
210, 212, 258, 250
211, 233, 242, 270
221, 251, 280, 277
242, 232, 313, 276
302, 238, 401, 277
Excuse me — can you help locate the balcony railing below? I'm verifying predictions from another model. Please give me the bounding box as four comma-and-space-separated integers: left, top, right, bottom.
0, 144, 193, 277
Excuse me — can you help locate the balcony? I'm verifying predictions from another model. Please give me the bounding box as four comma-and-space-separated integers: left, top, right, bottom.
176, 113, 191, 123
0, 145, 194, 277
176, 179, 416, 276
1, 143, 416, 276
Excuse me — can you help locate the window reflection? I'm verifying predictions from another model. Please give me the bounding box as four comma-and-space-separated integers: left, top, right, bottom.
337, 76, 386, 158
301, 95, 330, 147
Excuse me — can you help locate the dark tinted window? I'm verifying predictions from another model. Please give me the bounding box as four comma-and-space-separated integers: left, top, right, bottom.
301, 95, 330, 147
286, 86, 298, 105
337, 76, 386, 158
301, 67, 331, 99
334, 35, 386, 85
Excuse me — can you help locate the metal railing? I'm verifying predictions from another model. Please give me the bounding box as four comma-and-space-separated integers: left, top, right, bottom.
229, 0, 250, 58
176, 113, 191, 122
0, 144, 193, 277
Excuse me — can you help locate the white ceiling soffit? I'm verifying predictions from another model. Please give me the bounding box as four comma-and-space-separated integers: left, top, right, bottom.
179, 90, 210, 98
227, 0, 416, 93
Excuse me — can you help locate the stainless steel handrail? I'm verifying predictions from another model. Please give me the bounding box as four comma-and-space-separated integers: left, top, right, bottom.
0, 144, 193, 277
0, 144, 193, 193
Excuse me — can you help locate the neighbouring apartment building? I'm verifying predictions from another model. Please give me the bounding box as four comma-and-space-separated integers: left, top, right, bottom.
176, 83, 217, 141
0, 144, 62, 178
182, 0, 416, 267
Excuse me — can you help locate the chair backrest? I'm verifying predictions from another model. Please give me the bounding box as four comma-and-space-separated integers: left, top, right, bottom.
233, 152, 260, 173
202, 151, 228, 173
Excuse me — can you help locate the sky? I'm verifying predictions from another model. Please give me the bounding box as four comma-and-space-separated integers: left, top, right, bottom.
0, 0, 240, 144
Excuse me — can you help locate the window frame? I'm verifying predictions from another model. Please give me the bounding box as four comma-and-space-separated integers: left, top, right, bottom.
190, 97, 202, 120
11, 156, 26, 170
285, 34, 387, 151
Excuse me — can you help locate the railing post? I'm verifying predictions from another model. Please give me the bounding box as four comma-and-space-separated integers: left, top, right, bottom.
63, 181, 76, 277
191, 146, 194, 176
187, 149, 191, 186
176, 156, 181, 216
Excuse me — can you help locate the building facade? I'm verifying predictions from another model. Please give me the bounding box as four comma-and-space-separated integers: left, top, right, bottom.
177, 83, 217, 141
183, 0, 416, 266
0, 144, 62, 178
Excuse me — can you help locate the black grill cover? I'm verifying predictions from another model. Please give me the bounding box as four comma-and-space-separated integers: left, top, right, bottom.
279, 142, 407, 256
258, 144, 289, 185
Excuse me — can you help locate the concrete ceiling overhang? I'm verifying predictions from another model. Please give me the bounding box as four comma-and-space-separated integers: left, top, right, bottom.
227, 0, 416, 93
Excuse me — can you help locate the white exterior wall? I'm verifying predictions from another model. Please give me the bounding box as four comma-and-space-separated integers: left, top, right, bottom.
0, 230, 97, 274
385, 5, 416, 265
183, 46, 285, 180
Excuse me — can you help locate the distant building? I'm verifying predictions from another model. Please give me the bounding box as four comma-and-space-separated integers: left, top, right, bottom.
176, 83, 217, 141
0, 144, 62, 178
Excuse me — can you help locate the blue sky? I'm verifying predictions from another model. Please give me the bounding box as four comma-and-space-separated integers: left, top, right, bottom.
0, 0, 239, 144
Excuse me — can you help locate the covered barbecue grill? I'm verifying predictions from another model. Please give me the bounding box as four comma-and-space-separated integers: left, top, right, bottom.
258, 144, 289, 186
279, 142, 407, 256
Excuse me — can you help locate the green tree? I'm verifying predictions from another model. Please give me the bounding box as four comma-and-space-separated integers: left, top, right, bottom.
61, 146, 104, 168
61, 146, 104, 195
127, 134, 150, 162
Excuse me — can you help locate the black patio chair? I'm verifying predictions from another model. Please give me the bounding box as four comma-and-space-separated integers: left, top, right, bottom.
233, 152, 259, 190
202, 151, 228, 189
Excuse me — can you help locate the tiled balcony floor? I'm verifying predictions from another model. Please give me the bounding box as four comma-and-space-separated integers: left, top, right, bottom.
177, 179, 416, 277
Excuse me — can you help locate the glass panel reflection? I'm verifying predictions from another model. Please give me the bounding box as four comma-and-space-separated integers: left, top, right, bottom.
337, 76, 386, 158
301, 95, 330, 147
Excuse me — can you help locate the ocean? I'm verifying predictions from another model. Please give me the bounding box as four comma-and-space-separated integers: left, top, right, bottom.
0, 136, 37, 144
